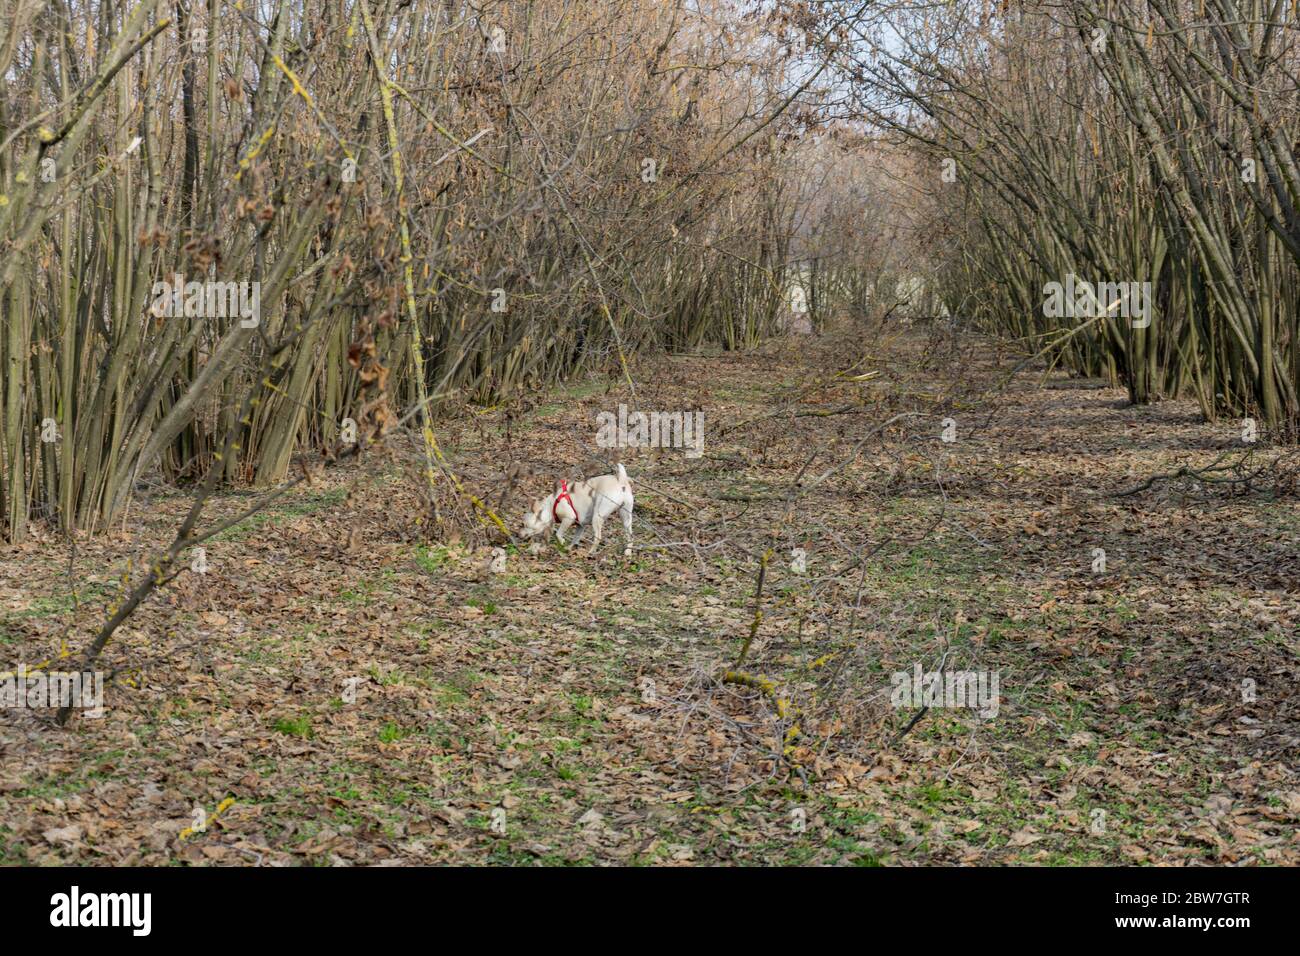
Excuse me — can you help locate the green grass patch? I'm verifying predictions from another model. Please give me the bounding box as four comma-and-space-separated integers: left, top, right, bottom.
273, 715, 314, 739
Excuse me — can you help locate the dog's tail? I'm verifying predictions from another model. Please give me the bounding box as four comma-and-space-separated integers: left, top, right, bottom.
617, 462, 629, 485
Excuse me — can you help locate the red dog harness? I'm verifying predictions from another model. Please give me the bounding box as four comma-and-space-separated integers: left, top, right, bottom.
552, 480, 580, 526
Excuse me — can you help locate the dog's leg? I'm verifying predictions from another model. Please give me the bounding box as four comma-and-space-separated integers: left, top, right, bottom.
620, 503, 633, 557
554, 517, 573, 545
588, 511, 604, 554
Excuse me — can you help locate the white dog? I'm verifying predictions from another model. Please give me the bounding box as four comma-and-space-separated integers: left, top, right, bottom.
520, 464, 634, 556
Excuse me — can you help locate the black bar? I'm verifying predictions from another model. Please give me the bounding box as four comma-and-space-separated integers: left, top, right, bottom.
0, 865, 1279, 942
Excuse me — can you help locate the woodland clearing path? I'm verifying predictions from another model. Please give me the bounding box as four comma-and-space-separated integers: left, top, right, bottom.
2, 325, 1297, 864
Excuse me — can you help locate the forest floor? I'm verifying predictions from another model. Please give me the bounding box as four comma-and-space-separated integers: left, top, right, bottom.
2, 322, 1298, 866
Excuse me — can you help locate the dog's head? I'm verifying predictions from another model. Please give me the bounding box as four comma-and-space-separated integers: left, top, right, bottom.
519, 496, 552, 539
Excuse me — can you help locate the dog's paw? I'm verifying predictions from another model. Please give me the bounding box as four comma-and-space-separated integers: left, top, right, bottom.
622, 547, 632, 558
